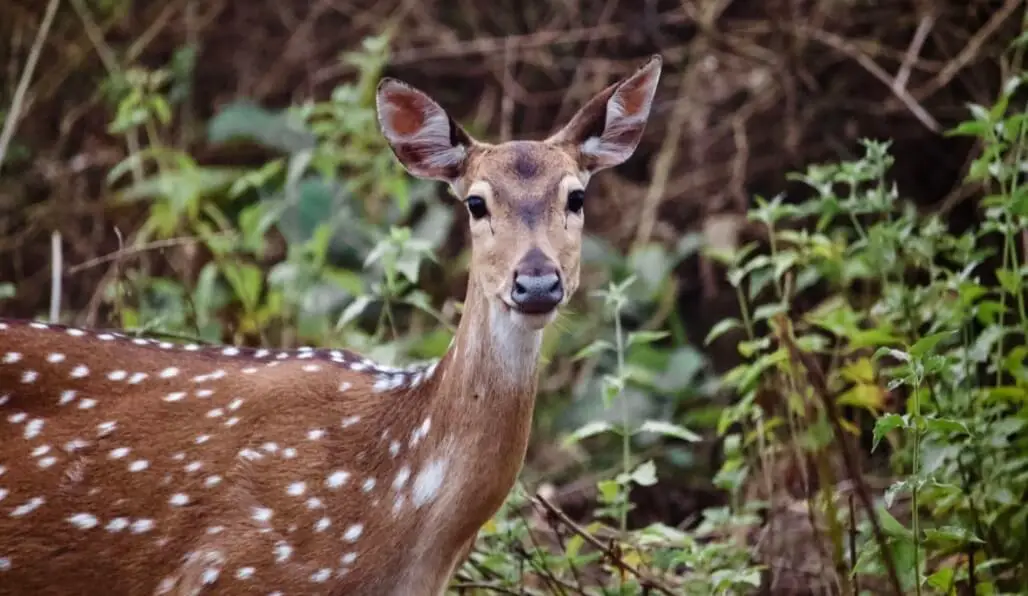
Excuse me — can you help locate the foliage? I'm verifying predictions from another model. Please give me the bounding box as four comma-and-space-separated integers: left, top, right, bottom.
711, 62, 1028, 592
7, 17, 1028, 596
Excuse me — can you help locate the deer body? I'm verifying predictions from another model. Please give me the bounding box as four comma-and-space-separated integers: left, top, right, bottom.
0, 56, 661, 595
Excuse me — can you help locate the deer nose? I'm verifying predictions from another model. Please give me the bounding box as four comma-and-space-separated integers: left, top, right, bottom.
511, 267, 563, 314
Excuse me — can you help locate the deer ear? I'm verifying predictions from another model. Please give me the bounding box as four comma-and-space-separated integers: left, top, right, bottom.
548, 55, 662, 174
376, 79, 475, 182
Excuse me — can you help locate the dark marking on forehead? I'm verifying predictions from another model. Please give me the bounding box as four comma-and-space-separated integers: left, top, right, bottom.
511, 145, 540, 179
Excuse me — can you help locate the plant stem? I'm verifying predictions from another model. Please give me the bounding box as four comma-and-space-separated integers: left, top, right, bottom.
614, 297, 630, 535
0, 0, 61, 169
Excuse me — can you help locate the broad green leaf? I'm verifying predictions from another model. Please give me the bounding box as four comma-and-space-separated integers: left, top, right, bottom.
207, 101, 316, 153
840, 357, 876, 384
872, 414, 906, 451
924, 526, 983, 548
996, 268, 1022, 295
562, 421, 614, 446
877, 506, 913, 541
924, 417, 970, 436
336, 295, 373, 330
572, 339, 613, 361
752, 302, 787, 322
636, 420, 701, 442
837, 383, 886, 411
984, 385, 1028, 403
631, 460, 658, 486
908, 331, 954, 359
626, 330, 670, 348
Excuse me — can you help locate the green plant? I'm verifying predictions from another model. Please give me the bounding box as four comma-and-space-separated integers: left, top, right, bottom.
710, 64, 1028, 592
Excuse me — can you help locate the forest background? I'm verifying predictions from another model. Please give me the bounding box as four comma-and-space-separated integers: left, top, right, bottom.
2, 1, 1027, 594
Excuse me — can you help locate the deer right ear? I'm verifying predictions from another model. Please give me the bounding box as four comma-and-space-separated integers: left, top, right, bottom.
376, 78, 474, 182
547, 55, 662, 174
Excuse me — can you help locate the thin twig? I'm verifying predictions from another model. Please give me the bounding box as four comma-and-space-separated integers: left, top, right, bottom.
799, 25, 941, 133
532, 494, 679, 596
0, 0, 60, 168
66, 234, 226, 274
894, 14, 936, 92
49, 231, 62, 323
900, 0, 1024, 106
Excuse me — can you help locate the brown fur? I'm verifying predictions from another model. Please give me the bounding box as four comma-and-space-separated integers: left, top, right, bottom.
0, 55, 661, 595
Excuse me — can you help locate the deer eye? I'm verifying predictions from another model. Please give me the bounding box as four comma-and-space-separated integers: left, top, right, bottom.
567, 189, 585, 214
465, 195, 489, 220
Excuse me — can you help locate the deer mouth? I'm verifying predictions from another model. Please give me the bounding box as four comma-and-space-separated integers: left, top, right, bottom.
499, 297, 559, 329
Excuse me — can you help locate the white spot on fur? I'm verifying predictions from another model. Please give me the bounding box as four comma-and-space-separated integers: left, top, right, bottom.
310, 568, 332, 583
67, 513, 99, 529
106, 517, 129, 532
342, 523, 363, 542
23, 418, 44, 439
393, 466, 411, 490
131, 519, 154, 533
10, 497, 45, 517
326, 470, 349, 489
413, 458, 448, 508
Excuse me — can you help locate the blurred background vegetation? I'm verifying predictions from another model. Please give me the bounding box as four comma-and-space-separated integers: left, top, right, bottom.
2, 0, 1027, 594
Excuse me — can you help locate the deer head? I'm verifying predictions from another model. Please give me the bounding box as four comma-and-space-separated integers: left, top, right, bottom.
376, 55, 662, 331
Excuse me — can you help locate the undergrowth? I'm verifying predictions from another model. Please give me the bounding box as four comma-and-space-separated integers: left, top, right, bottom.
3, 18, 1028, 596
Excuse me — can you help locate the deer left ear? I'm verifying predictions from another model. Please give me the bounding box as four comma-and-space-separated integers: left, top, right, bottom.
376, 78, 475, 182
548, 55, 662, 174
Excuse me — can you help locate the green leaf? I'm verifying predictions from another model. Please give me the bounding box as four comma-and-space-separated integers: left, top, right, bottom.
572, 339, 614, 361
336, 295, 373, 330
924, 525, 984, 549
908, 331, 954, 359
924, 417, 970, 436
704, 318, 742, 345
631, 460, 658, 486
877, 506, 913, 541
626, 330, 670, 348
872, 414, 905, 451
207, 101, 316, 153
996, 268, 1023, 295
926, 566, 955, 591
562, 421, 615, 446
752, 301, 787, 322
984, 385, 1028, 403
636, 420, 702, 442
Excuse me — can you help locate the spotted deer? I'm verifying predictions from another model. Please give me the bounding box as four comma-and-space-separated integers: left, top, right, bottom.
0, 55, 662, 595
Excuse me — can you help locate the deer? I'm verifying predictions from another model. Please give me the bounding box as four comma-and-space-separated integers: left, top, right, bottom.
0, 55, 662, 595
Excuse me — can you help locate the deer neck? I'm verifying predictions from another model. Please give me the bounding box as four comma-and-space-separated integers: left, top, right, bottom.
420, 279, 543, 512
444, 279, 543, 398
